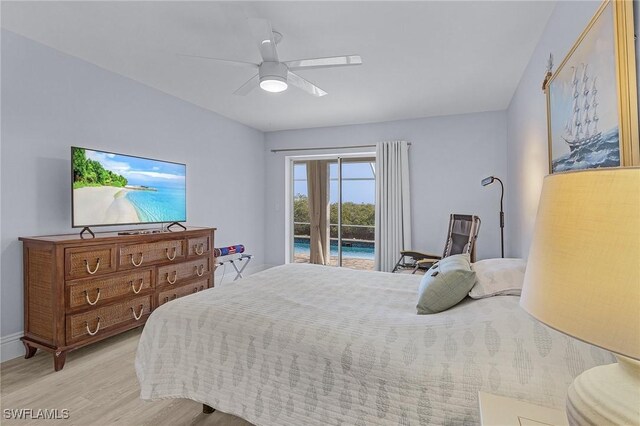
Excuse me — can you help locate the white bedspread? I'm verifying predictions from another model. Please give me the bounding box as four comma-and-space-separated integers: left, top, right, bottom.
136, 264, 613, 425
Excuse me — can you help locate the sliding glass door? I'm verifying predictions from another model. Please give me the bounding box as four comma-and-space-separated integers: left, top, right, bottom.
291, 155, 375, 270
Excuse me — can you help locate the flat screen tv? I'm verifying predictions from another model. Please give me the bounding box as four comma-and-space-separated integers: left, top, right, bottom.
72, 147, 186, 228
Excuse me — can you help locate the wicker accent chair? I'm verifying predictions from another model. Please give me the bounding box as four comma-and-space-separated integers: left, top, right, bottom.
392, 214, 481, 274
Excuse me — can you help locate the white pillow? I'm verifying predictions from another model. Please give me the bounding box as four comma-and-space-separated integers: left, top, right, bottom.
469, 258, 526, 299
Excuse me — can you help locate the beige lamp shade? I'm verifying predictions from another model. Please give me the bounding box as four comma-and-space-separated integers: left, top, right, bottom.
520, 168, 640, 360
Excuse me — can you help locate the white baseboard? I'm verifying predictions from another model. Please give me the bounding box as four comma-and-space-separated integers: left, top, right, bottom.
1, 331, 24, 363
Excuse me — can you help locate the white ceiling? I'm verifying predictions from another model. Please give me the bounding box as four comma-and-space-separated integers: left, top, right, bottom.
1, 1, 556, 132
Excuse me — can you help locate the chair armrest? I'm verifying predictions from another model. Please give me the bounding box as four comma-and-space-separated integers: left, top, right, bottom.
416, 258, 441, 266
400, 250, 441, 260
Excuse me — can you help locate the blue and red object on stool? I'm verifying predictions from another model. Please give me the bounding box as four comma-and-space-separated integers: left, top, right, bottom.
214, 244, 245, 257
214, 244, 252, 282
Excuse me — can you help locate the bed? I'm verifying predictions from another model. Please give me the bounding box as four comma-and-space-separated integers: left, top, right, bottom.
135, 263, 614, 425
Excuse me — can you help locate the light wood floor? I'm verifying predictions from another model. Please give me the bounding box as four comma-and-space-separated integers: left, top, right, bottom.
0, 328, 252, 425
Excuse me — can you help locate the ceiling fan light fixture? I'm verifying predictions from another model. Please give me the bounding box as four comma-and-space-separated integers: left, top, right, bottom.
185, 19, 360, 97
260, 77, 288, 93
258, 62, 289, 93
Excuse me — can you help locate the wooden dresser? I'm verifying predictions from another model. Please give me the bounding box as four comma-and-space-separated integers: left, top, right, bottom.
19, 226, 215, 371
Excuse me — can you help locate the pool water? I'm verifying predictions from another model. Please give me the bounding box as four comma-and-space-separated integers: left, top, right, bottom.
126, 186, 186, 223
294, 240, 374, 259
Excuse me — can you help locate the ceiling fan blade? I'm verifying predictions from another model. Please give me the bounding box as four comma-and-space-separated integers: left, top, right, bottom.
234, 74, 259, 96
248, 18, 279, 63
287, 71, 327, 97
285, 55, 362, 71
177, 54, 258, 69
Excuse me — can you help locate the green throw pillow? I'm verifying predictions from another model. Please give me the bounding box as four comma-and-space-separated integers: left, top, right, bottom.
416, 253, 476, 314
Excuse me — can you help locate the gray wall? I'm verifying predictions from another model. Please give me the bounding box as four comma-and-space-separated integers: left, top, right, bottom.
264, 111, 508, 265
506, 1, 640, 258
1, 31, 266, 339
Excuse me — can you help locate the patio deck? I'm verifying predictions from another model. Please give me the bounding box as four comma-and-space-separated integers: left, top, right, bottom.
294, 254, 375, 270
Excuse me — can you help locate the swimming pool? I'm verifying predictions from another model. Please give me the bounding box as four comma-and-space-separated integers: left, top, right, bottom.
294, 239, 374, 259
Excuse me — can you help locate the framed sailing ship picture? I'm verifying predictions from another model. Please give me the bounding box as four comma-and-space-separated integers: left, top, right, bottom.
545, 0, 639, 173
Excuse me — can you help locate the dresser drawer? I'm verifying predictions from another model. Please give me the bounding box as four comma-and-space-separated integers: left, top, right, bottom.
157, 257, 210, 287
65, 245, 117, 279
158, 278, 210, 306
119, 239, 184, 269
187, 235, 211, 257
66, 295, 152, 344
66, 269, 153, 311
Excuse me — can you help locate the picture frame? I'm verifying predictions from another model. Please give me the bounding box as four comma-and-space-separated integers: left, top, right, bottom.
545, 0, 639, 173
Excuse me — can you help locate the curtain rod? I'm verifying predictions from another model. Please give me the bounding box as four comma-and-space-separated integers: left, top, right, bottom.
270, 142, 411, 153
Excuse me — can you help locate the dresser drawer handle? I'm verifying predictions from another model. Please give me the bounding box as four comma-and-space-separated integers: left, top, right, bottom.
84, 288, 101, 306
167, 271, 178, 284
195, 243, 205, 256
85, 317, 101, 336
84, 258, 101, 275
130, 253, 144, 267
166, 247, 177, 261
131, 305, 144, 321
195, 265, 205, 277
130, 279, 144, 294
164, 293, 178, 303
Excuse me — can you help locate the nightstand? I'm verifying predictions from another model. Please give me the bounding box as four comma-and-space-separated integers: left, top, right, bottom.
478, 392, 569, 426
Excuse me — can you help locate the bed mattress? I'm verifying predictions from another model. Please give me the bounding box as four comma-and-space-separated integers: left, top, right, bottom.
135, 263, 613, 425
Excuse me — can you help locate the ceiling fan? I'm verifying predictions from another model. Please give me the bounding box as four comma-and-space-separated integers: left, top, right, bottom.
179, 18, 362, 97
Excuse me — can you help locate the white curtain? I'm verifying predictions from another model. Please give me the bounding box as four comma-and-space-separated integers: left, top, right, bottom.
374, 141, 412, 272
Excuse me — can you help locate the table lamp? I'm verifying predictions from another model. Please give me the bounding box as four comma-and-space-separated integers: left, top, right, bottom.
520, 168, 640, 425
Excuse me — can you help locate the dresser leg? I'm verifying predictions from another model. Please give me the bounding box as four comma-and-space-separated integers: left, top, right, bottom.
22, 341, 37, 359
203, 404, 215, 414
53, 350, 67, 371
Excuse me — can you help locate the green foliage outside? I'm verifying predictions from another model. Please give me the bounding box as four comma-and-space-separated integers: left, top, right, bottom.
72, 148, 128, 189
293, 194, 374, 241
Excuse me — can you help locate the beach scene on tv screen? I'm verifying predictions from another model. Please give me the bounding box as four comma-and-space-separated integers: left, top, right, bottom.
72, 148, 186, 226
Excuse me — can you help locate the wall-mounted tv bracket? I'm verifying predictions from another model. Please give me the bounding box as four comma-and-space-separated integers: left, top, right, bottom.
166, 222, 187, 232
79, 227, 95, 239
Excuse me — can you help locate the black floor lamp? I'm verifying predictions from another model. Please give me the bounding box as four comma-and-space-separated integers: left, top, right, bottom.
481, 176, 504, 258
